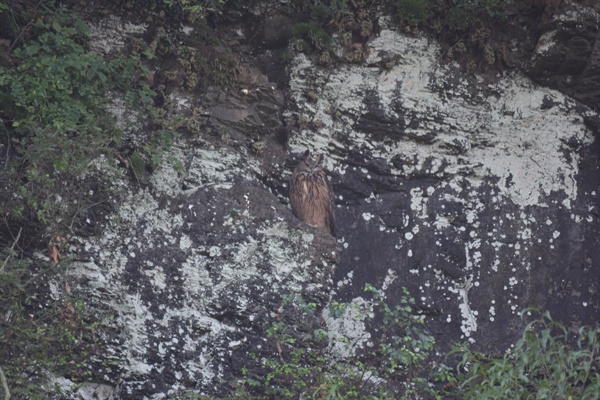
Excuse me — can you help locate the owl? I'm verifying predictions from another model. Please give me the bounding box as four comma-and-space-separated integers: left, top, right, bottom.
289, 150, 337, 237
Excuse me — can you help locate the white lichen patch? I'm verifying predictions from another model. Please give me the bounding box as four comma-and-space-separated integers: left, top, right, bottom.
144, 266, 167, 290
449, 276, 477, 339
88, 15, 147, 55
263, 236, 311, 284
180, 254, 211, 304
337, 271, 354, 288
179, 234, 193, 251
85, 154, 127, 191
216, 239, 261, 285
288, 30, 593, 208
362, 212, 374, 221
489, 305, 496, 322
323, 297, 373, 358
381, 269, 398, 291
185, 146, 260, 190
409, 188, 428, 219
107, 95, 143, 132
117, 292, 154, 359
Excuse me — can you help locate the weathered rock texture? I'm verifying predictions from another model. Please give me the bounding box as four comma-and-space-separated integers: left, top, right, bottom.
287, 22, 599, 355
528, 0, 600, 109
56, 11, 339, 399
51, 3, 600, 399
68, 166, 337, 398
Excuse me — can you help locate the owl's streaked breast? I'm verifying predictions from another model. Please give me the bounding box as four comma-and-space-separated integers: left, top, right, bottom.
289, 151, 336, 237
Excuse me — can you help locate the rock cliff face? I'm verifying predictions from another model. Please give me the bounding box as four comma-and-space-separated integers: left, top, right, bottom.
287, 23, 598, 353
55, 2, 599, 398
528, 1, 600, 109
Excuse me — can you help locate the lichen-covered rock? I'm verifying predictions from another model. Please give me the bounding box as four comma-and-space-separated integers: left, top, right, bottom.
56, 12, 339, 399
65, 144, 338, 398
48, 5, 600, 399
286, 22, 599, 354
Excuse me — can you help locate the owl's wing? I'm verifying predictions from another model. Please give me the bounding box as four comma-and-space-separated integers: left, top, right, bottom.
326, 179, 337, 238
289, 174, 303, 219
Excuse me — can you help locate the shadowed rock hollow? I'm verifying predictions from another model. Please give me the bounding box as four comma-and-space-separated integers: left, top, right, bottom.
47, 2, 599, 399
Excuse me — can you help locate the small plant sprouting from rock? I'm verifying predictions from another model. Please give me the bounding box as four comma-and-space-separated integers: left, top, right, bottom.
251, 140, 266, 154
129, 151, 147, 180
217, 125, 231, 143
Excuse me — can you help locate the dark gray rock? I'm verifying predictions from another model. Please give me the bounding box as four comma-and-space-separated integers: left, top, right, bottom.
528, 0, 600, 108
287, 26, 599, 356
65, 165, 338, 398
262, 13, 294, 49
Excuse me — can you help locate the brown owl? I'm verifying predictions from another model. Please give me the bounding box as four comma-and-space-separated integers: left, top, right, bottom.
289, 150, 337, 237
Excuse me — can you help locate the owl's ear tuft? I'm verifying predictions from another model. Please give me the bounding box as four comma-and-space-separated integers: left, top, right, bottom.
302, 149, 310, 160
316, 154, 323, 164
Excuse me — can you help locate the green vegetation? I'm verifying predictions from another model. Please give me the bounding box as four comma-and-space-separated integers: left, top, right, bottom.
161, 0, 227, 22
241, 285, 449, 399
0, 1, 163, 397
0, 3, 156, 229
388, 0, 515, 28
237, 287, 599, 399
285, 0, 518, 67
286, 0, 375, 64
453, 309, 600, 399
389, 0, 517, 67
0, 0, 244, 391
0, 251, 105, 398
